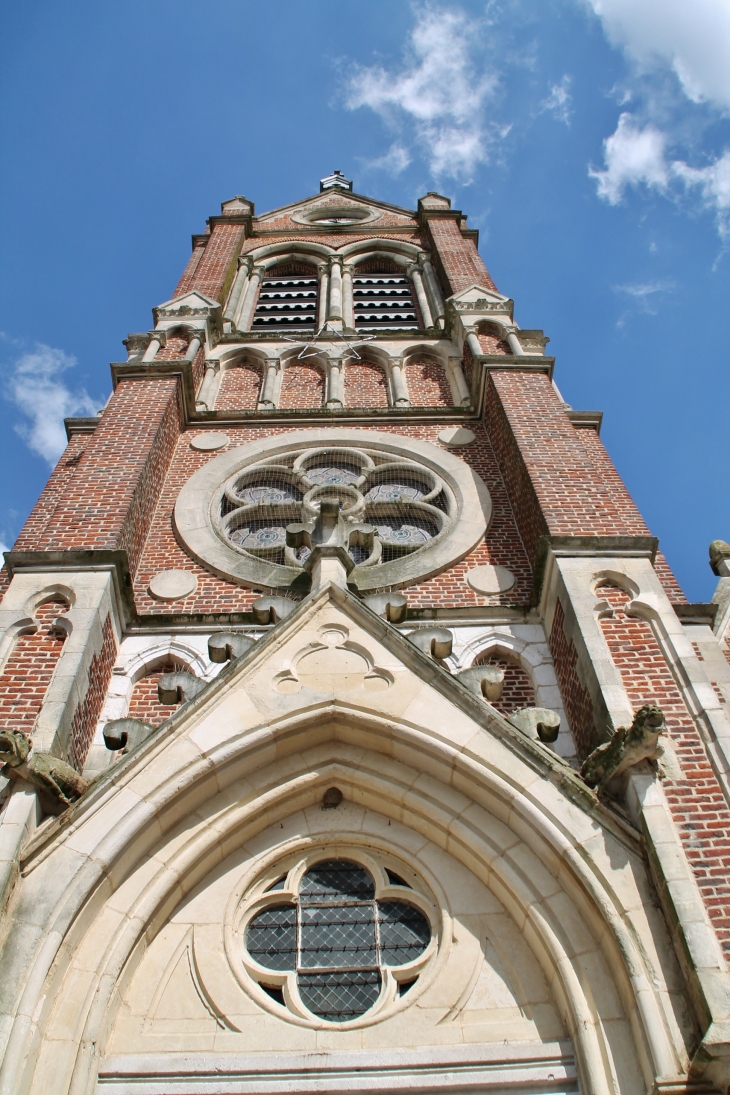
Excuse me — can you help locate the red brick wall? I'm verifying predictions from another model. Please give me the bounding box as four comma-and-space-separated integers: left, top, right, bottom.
16, 379, 181, 579
474, 652, 536, 715
182, 223, 245, 301
156, 332, 189, 360
405, 358, 453, 407
477, 331, 510, 354
132, 421, 533, 616
14, 436, 88, 551
344, 362, 389, 408
68, 613, 117, 770
549, 599, 598, 758
425, 218, 498, 294
127, 660, 184, 727
462, 342, 473, 387
215, 364, 262, 411
280, 364, 325, 410
486, 372, 651, 563
175, 239, 207, 297
598, 581, 730, 956
0, 598, 69, 735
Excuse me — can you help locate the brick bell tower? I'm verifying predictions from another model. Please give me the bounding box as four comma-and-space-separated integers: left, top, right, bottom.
2, 172, 730, 1095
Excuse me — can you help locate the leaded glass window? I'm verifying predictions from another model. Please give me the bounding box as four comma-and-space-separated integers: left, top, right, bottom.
245, 859, 432, 1023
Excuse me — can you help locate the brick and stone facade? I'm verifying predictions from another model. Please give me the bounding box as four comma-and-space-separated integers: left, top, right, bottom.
2, 174, 730, 1095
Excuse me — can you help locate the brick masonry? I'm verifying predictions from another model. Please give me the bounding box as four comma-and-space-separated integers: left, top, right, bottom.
598, 581, 730, 955
280, 364, 325, 410
216, 364, 263, 411
68, 612, 117, 771
0, 598, 69, 736
548, 599, 599, 759
343, 362, 389, 409
405, 358, 454, 407
127, 660, 183, 727
474, 652, 536, 715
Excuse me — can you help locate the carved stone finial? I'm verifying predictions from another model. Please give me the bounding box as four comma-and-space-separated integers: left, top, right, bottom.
157, 671, 206, 705
363, 592, 408, 624
251, 596, 296, 625
508, 707, 561, 744
0, 728, 89, 811
103, 719, 155, 755
710, 540, 730, 577
581, 705, 665, 791
456, 665, 505, 702
407, 627, 452, 660
208, 632, 256, 663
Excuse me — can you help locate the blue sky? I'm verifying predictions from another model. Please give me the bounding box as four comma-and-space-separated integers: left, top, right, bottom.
0, 0, 728, 601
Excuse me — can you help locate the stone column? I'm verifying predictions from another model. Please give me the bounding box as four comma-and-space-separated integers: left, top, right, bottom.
237, 265, 264, 333
184, 330, 204, 363
196, 361, 219, 410
328, 257, 343, 328
447, 359, 471, 406
504, 326, 527, 356
326, 359, 344, 408
224, 256, 253, 327
388, 359, 410, 407
141, 330, 166, 362
317, 264, 329, 329
466, 329, 483, 362
342, 264, 355, 331
408, 263, 433, 329
259, 359, 280, 408
421, 257, 445, 327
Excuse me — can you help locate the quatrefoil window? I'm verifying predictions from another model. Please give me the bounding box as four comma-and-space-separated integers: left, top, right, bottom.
244, 859, 432, 1023
219, 446, 454, 573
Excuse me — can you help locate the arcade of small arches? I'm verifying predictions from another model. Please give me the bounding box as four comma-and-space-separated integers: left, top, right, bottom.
199, 344, 470, 413
82, 624, 572, 777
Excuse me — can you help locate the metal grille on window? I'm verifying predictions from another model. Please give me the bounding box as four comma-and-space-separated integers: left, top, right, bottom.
219, 445, 455, 574
353, 272, 419, 331
245, 859, 431, 1022
252, 264, 318, 331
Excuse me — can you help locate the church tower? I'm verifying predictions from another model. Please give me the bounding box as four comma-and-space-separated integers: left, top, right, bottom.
2, 173, 730, 1095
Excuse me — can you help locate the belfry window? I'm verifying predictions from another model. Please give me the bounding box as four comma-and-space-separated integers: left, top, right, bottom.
244, 858, 432, 1023
352, 261, 419, 331
252, 263, 318, 331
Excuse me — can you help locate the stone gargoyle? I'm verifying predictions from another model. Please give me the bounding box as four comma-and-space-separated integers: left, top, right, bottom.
581, 705, 666, 792
0, 728, 89, 811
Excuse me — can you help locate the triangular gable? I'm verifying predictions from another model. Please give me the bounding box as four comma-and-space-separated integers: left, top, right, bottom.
254, 190, 418, 228
448, 284, 511, 306
153, 289, 222, 320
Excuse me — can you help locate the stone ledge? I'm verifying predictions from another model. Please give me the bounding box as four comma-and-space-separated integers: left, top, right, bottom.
674, 603, 720, 625
566, 410, 603, 434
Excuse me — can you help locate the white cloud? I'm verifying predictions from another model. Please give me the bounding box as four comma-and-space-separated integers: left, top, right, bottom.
540, 76, 572, 125
367, 142, 412, 176
590, 113, 730, 239
589, 113, 668, 204
345, 5, 499, 182
673, 150, 730, 240
4, 344, 98, 466
584, 0, 730, 112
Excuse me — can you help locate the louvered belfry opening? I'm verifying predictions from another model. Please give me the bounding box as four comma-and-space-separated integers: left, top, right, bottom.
353, 259, 419, 332
252, 262, 318, 332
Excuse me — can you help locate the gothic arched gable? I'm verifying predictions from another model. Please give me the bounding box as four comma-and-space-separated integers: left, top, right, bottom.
0, 587, 694, 1095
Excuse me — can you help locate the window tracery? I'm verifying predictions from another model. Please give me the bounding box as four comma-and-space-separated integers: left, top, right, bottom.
243, 858, 433, 1023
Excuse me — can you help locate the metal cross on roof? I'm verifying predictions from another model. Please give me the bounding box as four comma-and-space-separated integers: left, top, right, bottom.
281, 322, 376, 361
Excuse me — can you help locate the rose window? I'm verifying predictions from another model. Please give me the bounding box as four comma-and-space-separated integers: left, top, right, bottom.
218, 446, 455, 575
175, 429, 491, 593
244, 859, 433, 1023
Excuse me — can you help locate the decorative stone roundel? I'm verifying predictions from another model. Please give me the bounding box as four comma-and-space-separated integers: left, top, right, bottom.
438, 426, 475, 447
148, 569, 198, 601
190, 432, 229, 451
173, 430, 491, 593
466, 565, 515, 594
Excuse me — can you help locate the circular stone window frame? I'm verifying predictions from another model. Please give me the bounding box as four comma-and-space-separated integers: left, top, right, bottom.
174, 429, 492, 593
229, 846, 441, 1029
291, 205, 381, 227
